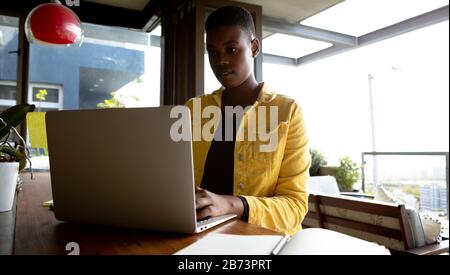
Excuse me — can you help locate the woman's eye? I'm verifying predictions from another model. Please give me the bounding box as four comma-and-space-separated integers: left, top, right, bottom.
227, 47, 237, 54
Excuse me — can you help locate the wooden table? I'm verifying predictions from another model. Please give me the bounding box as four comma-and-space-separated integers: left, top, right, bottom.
1, 173, 281, 255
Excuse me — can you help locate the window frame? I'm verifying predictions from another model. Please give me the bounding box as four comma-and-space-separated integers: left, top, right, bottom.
27, 83, 63, 110
0, 80, 17, 107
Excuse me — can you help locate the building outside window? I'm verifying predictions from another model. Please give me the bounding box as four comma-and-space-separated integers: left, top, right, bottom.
1, 21, 162, 170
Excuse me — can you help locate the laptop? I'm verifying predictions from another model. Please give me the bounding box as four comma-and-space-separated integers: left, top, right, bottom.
45, 106, 236, 233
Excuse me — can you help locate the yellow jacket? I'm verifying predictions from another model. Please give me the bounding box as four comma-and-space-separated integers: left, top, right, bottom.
185, 83, 310, 235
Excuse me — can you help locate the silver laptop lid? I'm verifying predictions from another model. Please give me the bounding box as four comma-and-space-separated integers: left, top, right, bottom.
46, 106, 198, 233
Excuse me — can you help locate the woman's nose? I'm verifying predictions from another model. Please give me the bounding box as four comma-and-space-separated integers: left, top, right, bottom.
219, 58, 230, 65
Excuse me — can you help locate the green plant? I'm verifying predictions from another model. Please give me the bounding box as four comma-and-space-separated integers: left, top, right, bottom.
334, 156, 360, 192
97, 92, 125, 108
35, 89, 47, 111
97, 92, 139, 108
309, 148, 327, 176
0, 104, 36, 171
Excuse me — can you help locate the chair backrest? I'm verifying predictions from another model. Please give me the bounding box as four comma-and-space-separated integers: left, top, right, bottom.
303, 193, 414, 252
308, 176, 340, 195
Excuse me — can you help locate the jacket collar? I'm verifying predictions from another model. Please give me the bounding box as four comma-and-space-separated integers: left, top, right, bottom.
210, 82, 276, 106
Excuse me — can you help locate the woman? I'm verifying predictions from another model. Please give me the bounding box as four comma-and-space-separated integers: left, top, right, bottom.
186, 6, 310, 235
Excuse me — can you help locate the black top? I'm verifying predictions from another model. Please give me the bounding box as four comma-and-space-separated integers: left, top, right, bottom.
200, 92, 256, 222
200, 104, 236, 195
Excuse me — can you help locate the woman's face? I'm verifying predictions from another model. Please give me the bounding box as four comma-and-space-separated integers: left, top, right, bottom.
206, 25, 259, 89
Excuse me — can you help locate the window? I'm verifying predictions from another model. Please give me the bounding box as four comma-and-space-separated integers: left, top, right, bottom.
28, 84, 63, 111
204, 11, 221, 94
205, 52, 221, 94
0, 15, 19, 111
0, 81, 16, 111
25, 22, 162, 170
28, 22, 161, 111
263, 21, 449, 164
262, 19, 449, 225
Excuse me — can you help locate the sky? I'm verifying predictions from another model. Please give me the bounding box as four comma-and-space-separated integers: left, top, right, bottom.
260, 3, 450, 166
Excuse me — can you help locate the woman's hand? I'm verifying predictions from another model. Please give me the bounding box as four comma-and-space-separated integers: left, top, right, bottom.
195, 187, 244, 220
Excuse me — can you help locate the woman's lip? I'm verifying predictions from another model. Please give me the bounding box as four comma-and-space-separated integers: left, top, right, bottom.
217, 71, 233, 77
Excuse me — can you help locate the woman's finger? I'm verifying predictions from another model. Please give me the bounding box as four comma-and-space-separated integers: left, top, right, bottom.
197, 205, 214, 220
195, 188, 208, 199
196, 196, 212, 209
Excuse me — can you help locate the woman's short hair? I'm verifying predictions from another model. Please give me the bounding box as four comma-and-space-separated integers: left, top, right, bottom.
205, 6, 256, 39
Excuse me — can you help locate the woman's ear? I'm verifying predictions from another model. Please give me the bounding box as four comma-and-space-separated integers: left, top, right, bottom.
251, 38, 260, 58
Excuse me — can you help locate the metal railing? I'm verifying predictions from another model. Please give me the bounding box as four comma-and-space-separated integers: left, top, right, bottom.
361, 151, 449, 215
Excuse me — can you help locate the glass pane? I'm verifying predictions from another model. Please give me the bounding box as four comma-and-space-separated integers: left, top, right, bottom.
363, 154, 448, 220
204, 9, 222, 94
205, 53, 222, 94
0, 15, 19, 107
29, 22, 161, 111
301, 0, 449, 36
0, 84, 16, 100
27, 22, 162, 170
151, 25, 161, 36
263, 21, 449, 166
262, 33, 331, 58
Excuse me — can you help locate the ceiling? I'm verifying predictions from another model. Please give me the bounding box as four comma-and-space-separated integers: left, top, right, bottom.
83, 0, 151, 11
237, 0, 344, 38
238, 0, 343, 23
84, 0, 344, 22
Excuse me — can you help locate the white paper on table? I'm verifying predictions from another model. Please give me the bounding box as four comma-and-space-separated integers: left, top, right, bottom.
174, 233, 283, 255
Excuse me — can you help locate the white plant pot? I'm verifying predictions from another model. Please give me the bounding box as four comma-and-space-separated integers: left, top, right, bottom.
0, 162, 19, 212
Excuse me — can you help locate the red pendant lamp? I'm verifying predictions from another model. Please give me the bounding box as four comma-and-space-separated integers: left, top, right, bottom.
25, 0, 83, 47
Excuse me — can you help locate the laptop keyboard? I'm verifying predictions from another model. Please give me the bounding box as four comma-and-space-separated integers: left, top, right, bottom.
197, 216, 211, 226
197, 216, 222, 226
195, 214, 237, 231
